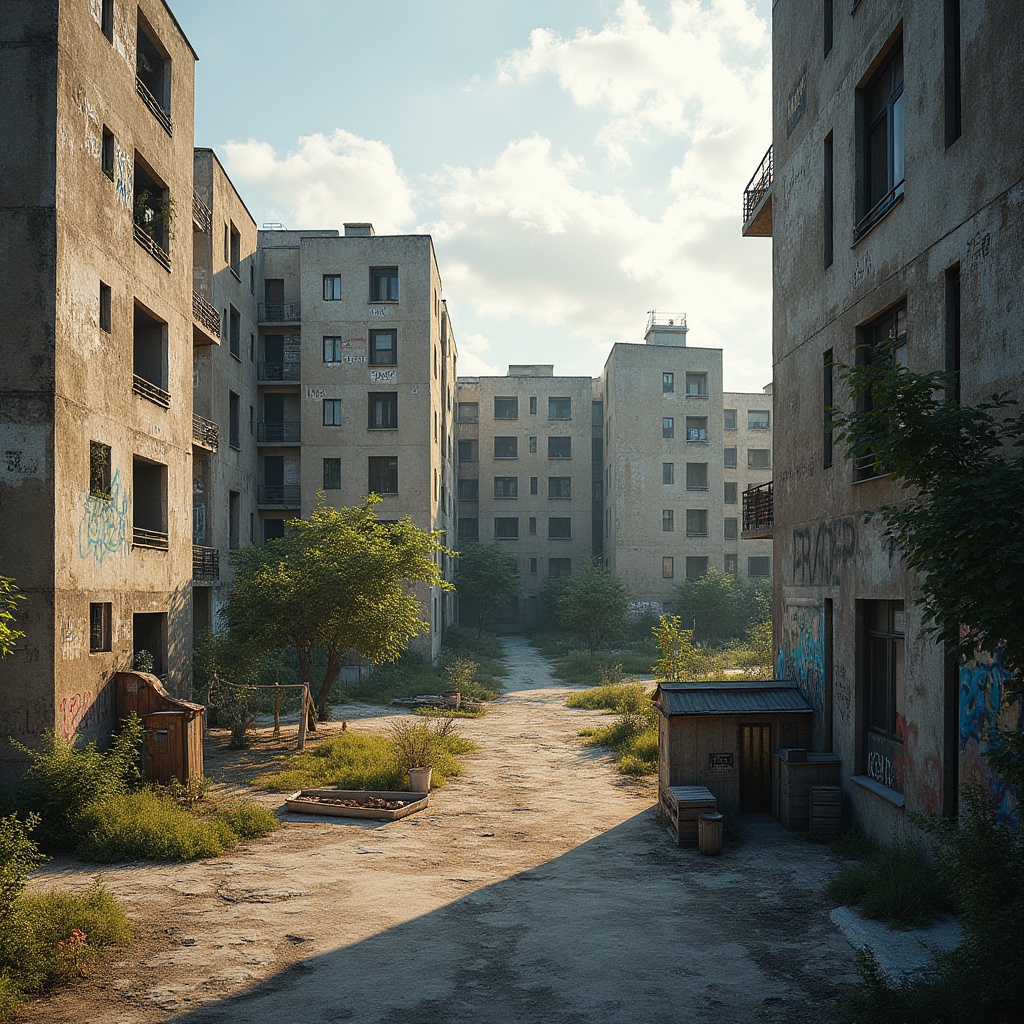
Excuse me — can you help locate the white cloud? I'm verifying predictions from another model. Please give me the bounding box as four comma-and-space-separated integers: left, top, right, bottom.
455, 332, 503, 377
220, 130, 415, 233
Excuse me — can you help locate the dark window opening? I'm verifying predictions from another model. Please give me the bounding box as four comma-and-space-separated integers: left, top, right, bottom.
132, 302, 168, 406
323, 274, 342, 301
323, 458, 341, 490
132, 157, 171, 258
495, 436, 518, 459
494, 516, 519, 540
548, 477, 571, 499
101, 0, 114, 42
368, 392, 398, 430
90, 602, 112, 653
547, 437, 571, 459
944, 0, 962, 147
90, 441, 111, 498
824, 348, 835, 468
548, 397, 571, 420
856, 38, 904, 237
229, 391, 240, 450
133, 611, 166, 676
824, 132, 834, 268
369, 330, 396, 365
368, 456, 398, 494
102, 127, 115, 181
229, 306, 240, 359
370, 267, 399, 302
323, 400, 342, 426
494, 397, 519, 420
685, 557, 708, 581
494, 476, 518, 499
548, 517, 572, 539
99, 282, 112, 333
132, 456, 168, 549
135, 11, 171, 131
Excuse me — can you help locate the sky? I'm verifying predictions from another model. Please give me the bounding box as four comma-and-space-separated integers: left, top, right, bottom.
171, 0, 774, 392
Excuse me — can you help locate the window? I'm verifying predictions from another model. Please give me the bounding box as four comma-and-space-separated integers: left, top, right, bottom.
99, 282, 112, 333
229, 223, 240, 277
548, 397, 571, 420
662, 373, 674, 394
263, 518, 285, 543
132, 302, 169, 406
368, 393, 399, 432
823, 348, 834, 468
662, 510, 674, 532
494, 397, 518, 420
686, 509, 708, 537
89, 602, 112, 653
457, 402, 478, 423
250, 265, 255, 295
748, 410, 770, 430
548, 517, 572, 539
369, 330, 396, 365
494, 436, 518, 459
132, 456, 168, 549
529, 516, 537, 535
855, 303, 907, 480
530, 476, 539, 495
323, 399, 342, 426
323, 274, 342, 301
944, 0, 962, 147
249, 333, 255, 361
229, 392, 240, 449
458, 518, 478, 543
548, 558, 572, 578
368, 456, 398, 494
863, 602, 906, 791
529, 396, 537, 415
458, 439, 478, 463
685, 373, 708, 398
458, 479, 478, 501
323, 337, 343, 363
662, 417, 674, 439
857, 38, 904, 238
747, 556, 772, 578
101, 0, 113, 41
724, 481, 738, 504
724, 447, 737, 469
494, 477, 518, 499
89, 441, 111, 498
101, 127, 115, 180
685, 417, 708, 443
494, 517, 519, 539
369, 267, 398, 302
824, 0, 833, 56
724, 554, 738, 576
323, 458, 341, 490
686, 463, 708, 490
135, 12, 171, 130
548, 477, 571, 499
748, 449, 771, 470
529, 436, 537, 453
662, 556, 675, 579
530, 557, 538, 574
724, 518, 738, 541
685, 556, 708, 581
229, 306, 240, 359
724, 408, 737, 430
663, 462, 674, 485
824, 132, 834, 268
547, 437, 571, 460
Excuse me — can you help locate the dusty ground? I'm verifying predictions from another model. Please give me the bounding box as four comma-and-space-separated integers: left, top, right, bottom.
21, 637, 856, 1024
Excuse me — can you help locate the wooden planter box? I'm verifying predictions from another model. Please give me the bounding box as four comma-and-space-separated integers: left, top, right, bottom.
285, 789, 429, 821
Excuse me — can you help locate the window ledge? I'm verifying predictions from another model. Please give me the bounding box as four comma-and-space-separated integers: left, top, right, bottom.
853, 182, 904, 244
851, 774, 905, 808
367, 300, 399, 305
229, 267, 241, 282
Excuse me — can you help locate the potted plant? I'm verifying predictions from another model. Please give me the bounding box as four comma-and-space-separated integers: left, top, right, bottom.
389, 718, 454, 793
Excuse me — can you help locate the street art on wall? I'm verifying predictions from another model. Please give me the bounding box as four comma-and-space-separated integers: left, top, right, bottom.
777, 602, 824, 713
79, 468, 128, 564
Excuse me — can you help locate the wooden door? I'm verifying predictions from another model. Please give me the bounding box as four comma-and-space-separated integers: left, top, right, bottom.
739, 723, 772, 811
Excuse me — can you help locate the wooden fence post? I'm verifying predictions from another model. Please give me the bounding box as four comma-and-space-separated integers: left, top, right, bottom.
297, 684, 309, 750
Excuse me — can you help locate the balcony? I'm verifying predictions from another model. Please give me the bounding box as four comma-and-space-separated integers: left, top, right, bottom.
742, 480, 773, 538
133, 526, 169, 551
133, 374, 170, 409
192, 413, 218, 452
192, 545, 220, 585
257, 484, 301, 507
257, 420, 301, 444
192, 190, 212, 233
133, 222, 171, 271
258, 361, 301, 383
136, 75, 173, 136
258, 302, 301, 324
742, 145, 773, 237
192, 291, 221, 345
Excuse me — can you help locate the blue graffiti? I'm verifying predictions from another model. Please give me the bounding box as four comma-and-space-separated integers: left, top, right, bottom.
780, 604, 825, 713
79, 468, 128, 564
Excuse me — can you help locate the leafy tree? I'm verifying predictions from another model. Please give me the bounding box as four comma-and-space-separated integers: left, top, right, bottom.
223, 496, 451, 719
0, 576, 25, 658
556, 565, 629, 654
673, 568, 771, 643
832, 358, 1024, 792
651, 615, 701, 682
454, 542, 520, 636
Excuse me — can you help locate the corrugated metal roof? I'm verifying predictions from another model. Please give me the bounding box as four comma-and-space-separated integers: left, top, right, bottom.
655, 681, 813, 716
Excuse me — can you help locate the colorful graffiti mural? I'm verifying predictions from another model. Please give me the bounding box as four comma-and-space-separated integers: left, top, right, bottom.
778, 602, 825, 714
78, 468, 128, 564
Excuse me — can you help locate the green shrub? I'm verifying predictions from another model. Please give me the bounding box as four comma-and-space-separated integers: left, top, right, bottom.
573, 682, 659, 776
218, 802, 279, 840
566, 682, 652, 711
1, 813, 46, 913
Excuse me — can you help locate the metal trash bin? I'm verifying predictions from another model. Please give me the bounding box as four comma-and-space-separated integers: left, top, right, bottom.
698, 812, 724, 855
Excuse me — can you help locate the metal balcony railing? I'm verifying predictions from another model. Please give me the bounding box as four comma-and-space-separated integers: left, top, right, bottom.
192, 291, 221, 338
645, 311, 687, 333
742, 480, 774, 532
258, 301, 301, 323
192, 413, 218, 451
133, 526, 169, 551
136, 75, 173, 136
257, 420, 301, 444
192, 190, 212, 233
133, 374, 170, 409
257, 484, 301, 506
133, 223, 171, 271
258, 361, 301, 382
743, 145, 773, 226
192, 544, 219, 584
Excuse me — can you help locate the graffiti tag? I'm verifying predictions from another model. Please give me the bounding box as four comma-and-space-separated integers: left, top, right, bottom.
792, 516, 857, 586
78, 468, 128, 564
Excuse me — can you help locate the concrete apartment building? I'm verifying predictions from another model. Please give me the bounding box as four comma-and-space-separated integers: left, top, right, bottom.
0, 0, 200, 779
456, 367, 599, 627
602, 315, 773, 608
256, 226, 457, 659
744, 0, 1023, 837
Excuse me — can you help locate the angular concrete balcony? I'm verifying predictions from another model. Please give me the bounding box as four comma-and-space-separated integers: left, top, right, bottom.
742, 480, 773, 539
192, 291, 221, 346
192, 544, 220, 585
257, 484, 301, 508
192, 413, 218, 452
742, 145, 773, 237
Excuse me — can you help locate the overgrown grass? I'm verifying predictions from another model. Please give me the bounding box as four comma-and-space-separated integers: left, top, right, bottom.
827, 839, 949, 928
571, 682, 659, 776
253, 721, 476, 792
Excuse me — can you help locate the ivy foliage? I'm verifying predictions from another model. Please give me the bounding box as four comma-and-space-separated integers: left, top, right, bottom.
0, 576, 25, 658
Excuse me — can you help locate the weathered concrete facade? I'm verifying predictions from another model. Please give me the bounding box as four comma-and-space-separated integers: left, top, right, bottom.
752, 0, 1024, 837
0, 0, 199, 781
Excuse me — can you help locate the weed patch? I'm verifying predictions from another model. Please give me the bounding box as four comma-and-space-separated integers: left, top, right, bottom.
571, 682, 659, 776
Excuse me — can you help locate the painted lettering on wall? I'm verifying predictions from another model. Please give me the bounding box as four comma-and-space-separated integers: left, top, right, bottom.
115, 145, 132, 209
791, 516, 857, 586
59, 685, 115, 743
368, 307, 388, 317
628, 599, 663, 621
866, 746, 895, 789
78, 468, 128, 564
777, 602, 825, 746
370, 369, 397, 383
306, 387, 326, 400
965, 229, 992, 270
851, 251, 873, 289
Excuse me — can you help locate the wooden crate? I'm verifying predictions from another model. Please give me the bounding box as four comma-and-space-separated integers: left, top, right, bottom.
666, 785, 717, 847
809, 785, 841, 839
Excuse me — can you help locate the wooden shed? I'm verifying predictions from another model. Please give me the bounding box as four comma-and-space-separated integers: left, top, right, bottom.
115, 671, 204, 785
654, 681, 813, 817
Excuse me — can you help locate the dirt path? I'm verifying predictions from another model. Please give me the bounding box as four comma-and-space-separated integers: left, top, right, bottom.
23, 637, 855, 1024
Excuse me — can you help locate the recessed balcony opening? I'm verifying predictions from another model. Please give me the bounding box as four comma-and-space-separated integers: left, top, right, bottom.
133, 157, 171, 264
133, 302, 169, 407
132, 456, 168, 550
136, 11, 172, 133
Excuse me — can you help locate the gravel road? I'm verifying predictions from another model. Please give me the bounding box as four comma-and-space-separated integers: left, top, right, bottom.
23, 636, 855, 1024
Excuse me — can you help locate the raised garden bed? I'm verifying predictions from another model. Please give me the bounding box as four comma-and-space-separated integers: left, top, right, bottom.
285, 789, 429, 821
